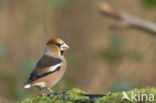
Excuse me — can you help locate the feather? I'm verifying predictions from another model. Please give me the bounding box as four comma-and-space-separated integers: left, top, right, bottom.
24, 84, 31, 88
24, 66, 61, 84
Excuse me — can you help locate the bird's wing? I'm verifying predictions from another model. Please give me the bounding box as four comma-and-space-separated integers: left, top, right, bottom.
36, 55, 62, 69
24, 55, 62, 84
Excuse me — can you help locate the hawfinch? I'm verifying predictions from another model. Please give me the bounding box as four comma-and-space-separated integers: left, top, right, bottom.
24, 38, 69, 96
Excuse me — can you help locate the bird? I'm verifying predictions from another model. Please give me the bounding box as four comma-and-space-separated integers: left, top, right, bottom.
24, 38, 70, 96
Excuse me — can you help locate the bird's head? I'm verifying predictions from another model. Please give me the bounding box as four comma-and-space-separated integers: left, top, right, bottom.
44, 38, 70, 56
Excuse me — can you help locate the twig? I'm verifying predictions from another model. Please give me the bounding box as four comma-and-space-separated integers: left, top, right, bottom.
99, 2, 156, 34
48, 93, 107, 103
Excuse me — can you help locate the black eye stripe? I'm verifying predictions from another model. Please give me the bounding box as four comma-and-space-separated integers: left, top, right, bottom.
55, 43, 63, 47
55, 43, 61, 47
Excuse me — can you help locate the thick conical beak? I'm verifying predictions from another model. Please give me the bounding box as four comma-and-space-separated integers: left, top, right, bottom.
61, 43, 70, 51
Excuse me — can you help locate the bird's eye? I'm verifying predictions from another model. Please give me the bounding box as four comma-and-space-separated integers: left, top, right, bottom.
55, 43, 62, 47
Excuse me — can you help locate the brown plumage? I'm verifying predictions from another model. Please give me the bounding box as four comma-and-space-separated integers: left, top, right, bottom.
24, 38, 69, 96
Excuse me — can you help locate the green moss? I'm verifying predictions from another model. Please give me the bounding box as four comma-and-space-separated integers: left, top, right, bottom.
95, 88, 156, 103
21, 88, 89, 103
21, 88, 156, 103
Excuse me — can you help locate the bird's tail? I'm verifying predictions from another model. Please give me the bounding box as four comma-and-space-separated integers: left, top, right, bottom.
24, 84, 31, 89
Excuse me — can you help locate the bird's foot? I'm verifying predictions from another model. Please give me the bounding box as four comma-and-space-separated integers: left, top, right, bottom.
39, 89, 45, 96
40, 93, 45, 96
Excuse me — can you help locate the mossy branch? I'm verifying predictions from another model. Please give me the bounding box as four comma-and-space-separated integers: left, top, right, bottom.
20, 88, 156, 103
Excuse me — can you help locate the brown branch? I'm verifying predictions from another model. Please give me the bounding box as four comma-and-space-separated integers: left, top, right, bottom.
99, 2, 156, 34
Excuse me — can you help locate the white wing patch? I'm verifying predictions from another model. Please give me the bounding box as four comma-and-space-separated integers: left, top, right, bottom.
32, 82, 46, 88
50, 63, 62, 72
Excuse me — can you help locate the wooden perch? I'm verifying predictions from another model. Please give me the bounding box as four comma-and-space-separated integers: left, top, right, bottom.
99, 2, 156, 34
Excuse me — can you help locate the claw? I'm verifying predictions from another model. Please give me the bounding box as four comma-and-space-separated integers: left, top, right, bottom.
39, 88, 45, 96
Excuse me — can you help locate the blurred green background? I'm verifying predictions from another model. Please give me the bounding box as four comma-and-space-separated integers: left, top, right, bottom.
0, 0, 156, 102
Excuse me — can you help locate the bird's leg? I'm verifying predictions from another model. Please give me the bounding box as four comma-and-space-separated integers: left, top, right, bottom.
48, 88, 53, 94
39, 88, 45, 96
